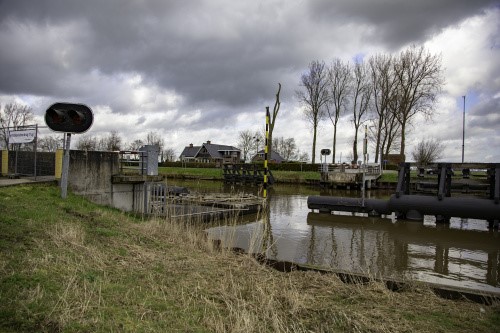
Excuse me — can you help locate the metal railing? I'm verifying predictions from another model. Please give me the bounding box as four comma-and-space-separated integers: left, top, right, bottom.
318, 163, 381, 175
119, 151, 147, 175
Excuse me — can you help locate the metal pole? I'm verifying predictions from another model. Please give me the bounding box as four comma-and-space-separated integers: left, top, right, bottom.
61, 133, 71, 199
34, 124, 38, 180
462, 95, 465, 163
362, 125, 367, 207
263, 107, 270, 199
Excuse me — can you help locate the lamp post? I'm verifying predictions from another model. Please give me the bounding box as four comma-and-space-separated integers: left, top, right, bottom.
362, 125, 368, 207
253, 137, 260, 159
462, 95, 465, 163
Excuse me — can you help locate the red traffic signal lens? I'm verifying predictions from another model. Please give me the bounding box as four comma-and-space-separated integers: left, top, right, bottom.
46, 108, 66, 124
68, 109, 85, 125
45, 103, 93, 133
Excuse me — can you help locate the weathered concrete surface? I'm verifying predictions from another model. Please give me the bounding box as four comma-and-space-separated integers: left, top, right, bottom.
68, 150, 119, 206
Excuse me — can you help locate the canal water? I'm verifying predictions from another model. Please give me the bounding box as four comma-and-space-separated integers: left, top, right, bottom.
171, 179, 500, 294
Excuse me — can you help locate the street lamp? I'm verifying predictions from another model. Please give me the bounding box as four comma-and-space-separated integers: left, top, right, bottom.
253, 136, 260, 159
462, 95, 465, 163
362, 125, 368, 207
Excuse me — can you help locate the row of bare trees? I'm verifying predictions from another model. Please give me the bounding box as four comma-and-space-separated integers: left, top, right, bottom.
297, 45, 444, 164
237, 129, 308, 163
76, 131, 177, 162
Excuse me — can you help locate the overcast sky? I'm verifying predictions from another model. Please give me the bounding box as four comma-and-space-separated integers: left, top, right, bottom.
0, 0, 499, 163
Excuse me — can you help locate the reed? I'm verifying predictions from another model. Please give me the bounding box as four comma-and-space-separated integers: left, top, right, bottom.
0, 183, 498, 332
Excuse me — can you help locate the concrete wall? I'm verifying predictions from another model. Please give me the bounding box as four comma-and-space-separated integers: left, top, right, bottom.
68, 150, 120, 206
111, 183, 135, 212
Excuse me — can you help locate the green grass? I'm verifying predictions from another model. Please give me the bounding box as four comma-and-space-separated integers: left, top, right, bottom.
1, 183, 499, 332
158, 167, 321, 183
159, 166, 223, 179
159, 166, 490, 185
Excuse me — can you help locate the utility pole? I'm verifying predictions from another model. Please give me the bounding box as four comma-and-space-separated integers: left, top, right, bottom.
362, 125, 368, 207
462, 95, 465, 163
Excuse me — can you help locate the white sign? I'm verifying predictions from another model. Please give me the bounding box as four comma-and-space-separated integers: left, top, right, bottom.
8, 129, 36, 144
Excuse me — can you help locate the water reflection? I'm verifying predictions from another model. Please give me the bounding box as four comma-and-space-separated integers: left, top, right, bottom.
170, 180, 499, 292
205, 188, 500, 293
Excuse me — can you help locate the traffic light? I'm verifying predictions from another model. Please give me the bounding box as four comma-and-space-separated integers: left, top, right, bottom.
45, 103, 94, 133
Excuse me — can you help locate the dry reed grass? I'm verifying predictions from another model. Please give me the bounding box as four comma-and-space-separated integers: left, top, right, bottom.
1, 184, 498, 332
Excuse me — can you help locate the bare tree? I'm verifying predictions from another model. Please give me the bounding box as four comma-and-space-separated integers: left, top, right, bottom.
163, 147, 176, 162
350, 60, 371, 163
297, 150, 309, 163
145, 131, 165, 161
76, 135, 98, 151
368, 54, 397, 163
146, 131, 164, 150
0, 102, 34, 148
38, 135, 62, 152
99, 131, 122, 151
128, 139, 144, 151
296, 60, 330, 164
327, 58, 351, 163
380, 107, 401, 157
393, 45, 444, 157
237, 129, 255, 162
412, 139, 444, 166
272, 136, 298, 161
252, 130, 264, 159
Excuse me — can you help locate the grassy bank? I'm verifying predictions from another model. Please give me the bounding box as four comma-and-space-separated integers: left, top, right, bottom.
159, 167, 489, 184
1, 184, 499, 332
158, 166, 320, 183
159, 166, 401, 184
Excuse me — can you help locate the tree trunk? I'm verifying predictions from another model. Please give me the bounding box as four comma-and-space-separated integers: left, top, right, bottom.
332, 126, 337, 164
400, 121, 406, 158
353, 125, 359, 163
312, 125, 317, 164
374, 122, 383, 163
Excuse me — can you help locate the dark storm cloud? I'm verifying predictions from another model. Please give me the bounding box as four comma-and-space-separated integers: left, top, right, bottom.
0, 0, 307, 112
308, 0, 499, 48
0, 0, 497, 118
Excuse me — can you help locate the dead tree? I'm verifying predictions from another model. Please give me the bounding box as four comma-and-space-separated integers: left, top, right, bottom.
268, 83, 281, 162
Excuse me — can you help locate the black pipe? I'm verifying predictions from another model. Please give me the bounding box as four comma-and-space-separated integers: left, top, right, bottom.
389, 194, 499, 220
307, 194, 500, 220
307, 196, 391, 215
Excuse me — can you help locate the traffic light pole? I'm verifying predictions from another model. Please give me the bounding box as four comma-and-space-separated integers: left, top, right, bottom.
61, 133, 71, 199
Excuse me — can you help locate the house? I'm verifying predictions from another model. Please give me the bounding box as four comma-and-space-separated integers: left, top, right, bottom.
179, 141, 241, 166
251, 150, 285, 163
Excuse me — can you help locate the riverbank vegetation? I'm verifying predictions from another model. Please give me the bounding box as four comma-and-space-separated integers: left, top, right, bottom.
1, 183, 498, 332
159, 166, 490, 185
158, 166, 321, 183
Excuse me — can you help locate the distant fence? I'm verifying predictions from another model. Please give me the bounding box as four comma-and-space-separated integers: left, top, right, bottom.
5, 150, 55, 176
161, 161, 320, 172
